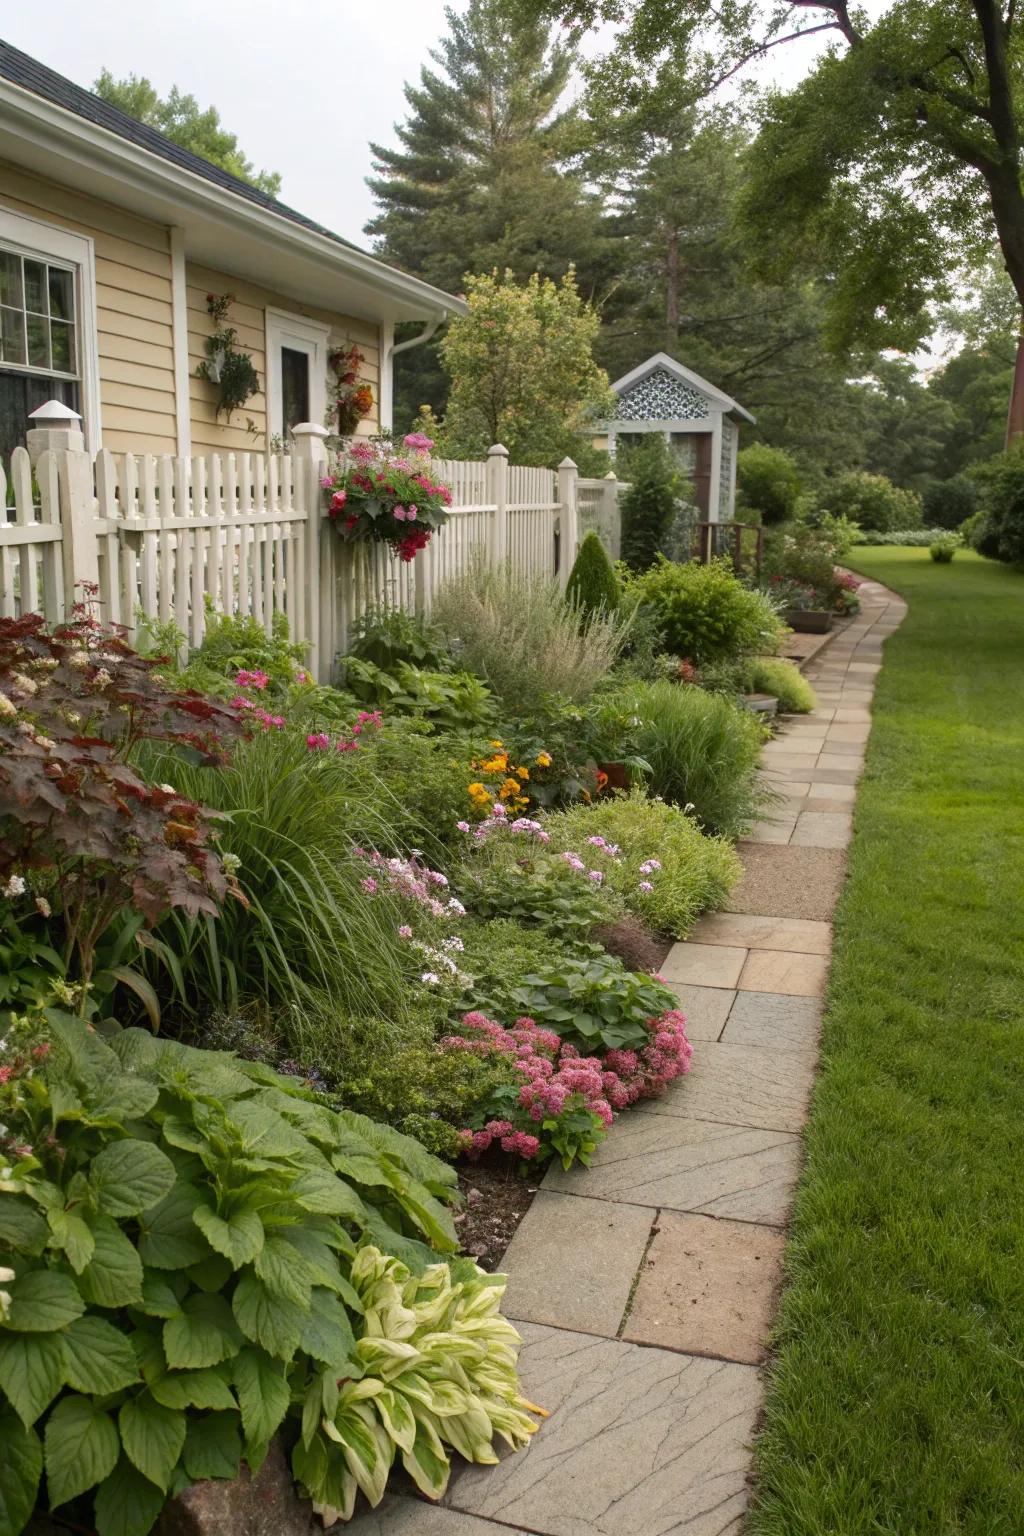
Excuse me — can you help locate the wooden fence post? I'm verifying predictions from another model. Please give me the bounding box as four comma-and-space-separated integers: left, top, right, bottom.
290, 422, 329, 682
557, 457, 579, 589
487, 443, 509, 565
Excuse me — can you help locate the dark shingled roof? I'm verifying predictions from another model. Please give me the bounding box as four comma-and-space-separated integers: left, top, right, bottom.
0, 38, 364, 254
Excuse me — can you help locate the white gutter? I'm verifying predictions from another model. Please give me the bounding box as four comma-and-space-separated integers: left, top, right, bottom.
0, 78, 465, 321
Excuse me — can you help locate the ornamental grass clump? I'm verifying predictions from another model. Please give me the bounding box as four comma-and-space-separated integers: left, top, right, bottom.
0, 1011, 540, 1536
140, 727, 417, 1021
543, 790, 740, 937
743, 657, 817, 714
614, 681, 771, 838
432, 560, 628, 711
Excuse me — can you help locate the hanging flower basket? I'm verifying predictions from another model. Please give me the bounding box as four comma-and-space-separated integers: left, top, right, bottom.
322, 433, 452, 563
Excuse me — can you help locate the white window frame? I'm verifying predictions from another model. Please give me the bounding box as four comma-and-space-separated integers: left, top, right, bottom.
265, 308, 330, 440
0, 204, 102, 449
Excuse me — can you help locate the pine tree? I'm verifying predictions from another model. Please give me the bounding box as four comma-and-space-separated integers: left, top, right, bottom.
366, 0, 615, 430
366, 0, 604, 293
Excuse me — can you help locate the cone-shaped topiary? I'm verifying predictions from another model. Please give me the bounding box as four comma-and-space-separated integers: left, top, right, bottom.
566, 530, 620, 617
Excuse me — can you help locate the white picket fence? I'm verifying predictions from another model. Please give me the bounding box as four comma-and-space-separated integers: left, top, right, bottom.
1, 420, 626, 682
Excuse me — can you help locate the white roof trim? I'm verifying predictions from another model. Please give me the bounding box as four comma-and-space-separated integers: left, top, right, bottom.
0, 77, 465, 323
609, 351, 754, 424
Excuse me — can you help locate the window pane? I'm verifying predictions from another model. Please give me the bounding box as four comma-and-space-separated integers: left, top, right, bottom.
51, 320, 75, 373
24, 260, 47, 315
48, 268, 74, 321
26, 313, 50, 369
281, 346, 309, 434
0, 307, 26, 366
0, 253, 22, 309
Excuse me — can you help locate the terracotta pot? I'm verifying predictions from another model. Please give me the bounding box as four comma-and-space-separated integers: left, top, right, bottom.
784, 608, 833, 633
597, 761, 630, 791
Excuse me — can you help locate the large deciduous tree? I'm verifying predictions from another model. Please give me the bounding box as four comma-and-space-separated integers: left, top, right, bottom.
93, 71, 281, 195
526, 0, 1024, 438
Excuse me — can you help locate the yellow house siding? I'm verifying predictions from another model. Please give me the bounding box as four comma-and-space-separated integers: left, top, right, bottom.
185, 262, 381, 453
0, 162, 178, 453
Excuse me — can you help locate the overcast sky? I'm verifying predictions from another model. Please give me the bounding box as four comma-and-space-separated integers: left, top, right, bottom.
2, 0, 841, 247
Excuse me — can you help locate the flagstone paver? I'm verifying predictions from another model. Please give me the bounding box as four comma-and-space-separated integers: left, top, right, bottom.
737, 947, 830, 996
500, 1191, 654, 1337
354, 578, 906, 1536
444, 1323, 762, 1536
686, 913, 832, 953
720, 991, 823, 1053
542, 1116, 803, 1224
623, 1211, 787, 1365
638, 1039, 816, 1133
665, 983, 736, 1040
660, 942, 748, 988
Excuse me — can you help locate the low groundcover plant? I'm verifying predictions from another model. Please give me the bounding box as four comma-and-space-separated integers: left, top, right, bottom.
0, 1011, 541, 1536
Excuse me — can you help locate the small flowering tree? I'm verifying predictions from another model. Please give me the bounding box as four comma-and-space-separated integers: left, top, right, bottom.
322, 434, 452, 562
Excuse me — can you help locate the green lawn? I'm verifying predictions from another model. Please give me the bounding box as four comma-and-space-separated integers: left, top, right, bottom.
751, 549, 1024, 1536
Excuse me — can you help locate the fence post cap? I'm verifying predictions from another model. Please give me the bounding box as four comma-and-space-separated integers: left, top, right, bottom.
290, 421, 330, 440
487, 442, 510, 458
28, 399, 82, 423
558, 456, 578, 471
604, 469, 617, 480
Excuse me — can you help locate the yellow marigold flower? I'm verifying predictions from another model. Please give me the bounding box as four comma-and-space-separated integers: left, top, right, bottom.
499, 776, 522, 799
515, 765, 530, 780
468, 781, 490, 800
490, 740, 504, 749
536, 751, 552, 768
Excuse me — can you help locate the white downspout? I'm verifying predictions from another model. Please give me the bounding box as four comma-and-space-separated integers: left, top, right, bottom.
383, 310, 448, 433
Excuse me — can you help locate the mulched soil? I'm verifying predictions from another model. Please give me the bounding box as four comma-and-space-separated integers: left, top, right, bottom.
456, 1161, 543, 1270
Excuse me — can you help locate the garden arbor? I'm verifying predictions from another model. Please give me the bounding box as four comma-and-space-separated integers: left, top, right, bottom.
597, 353, 753, 521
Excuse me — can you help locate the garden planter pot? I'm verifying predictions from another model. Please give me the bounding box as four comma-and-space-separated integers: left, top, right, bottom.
785, 608, 833, 633
744, 692, 778, 718
597, 761, 630, 791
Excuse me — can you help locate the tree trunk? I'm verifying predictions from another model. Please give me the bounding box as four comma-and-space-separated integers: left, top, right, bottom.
666, 229, 680, 348
1005, 323, 1024, 447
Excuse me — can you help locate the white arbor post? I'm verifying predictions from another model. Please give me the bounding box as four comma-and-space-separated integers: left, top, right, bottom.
557, 456, 579, 589
290, 422, 330, 681
487, 443, 509, 565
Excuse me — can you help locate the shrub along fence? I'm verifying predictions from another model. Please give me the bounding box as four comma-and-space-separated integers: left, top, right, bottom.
0, 407, 629, 681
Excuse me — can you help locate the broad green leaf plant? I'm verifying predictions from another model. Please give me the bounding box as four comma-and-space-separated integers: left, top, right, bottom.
0, 1013, 541, 1535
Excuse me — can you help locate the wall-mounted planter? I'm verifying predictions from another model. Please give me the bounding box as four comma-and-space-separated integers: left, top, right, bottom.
784, 608, 833, 634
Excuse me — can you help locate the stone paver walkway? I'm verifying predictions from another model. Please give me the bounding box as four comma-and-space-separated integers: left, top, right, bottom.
351, 578, 905, 1535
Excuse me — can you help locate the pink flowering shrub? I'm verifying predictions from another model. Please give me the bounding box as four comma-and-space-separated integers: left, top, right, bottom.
440, 1006, 692, 1169
441, 1011, 610, 1169
355, 848, 468, 987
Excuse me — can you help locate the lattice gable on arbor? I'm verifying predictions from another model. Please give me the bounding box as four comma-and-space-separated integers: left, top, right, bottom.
613, 367, 711, 423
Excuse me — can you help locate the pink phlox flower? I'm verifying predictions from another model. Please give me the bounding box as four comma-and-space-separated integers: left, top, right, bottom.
638, 880, 654, 893
588, 869, 604, 884
490, 802, 507, 819
456, 819, 471, 833
307, 732, 330, 751
406, 507, 418, 521
587, 835, 606, 848
234, 668, 270, 690
562, 852, 585, 872
360, 876, 378, 894
403, 432, 434, 452
639, 858, 662, 875
393, 506, 407, 521
427, 870, 449, 887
